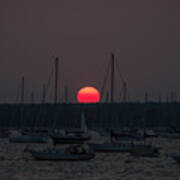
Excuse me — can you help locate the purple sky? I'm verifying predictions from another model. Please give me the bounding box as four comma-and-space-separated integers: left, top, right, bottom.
0, 0, 180, 103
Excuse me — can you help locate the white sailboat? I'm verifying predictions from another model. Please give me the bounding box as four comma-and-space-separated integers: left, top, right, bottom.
9, 77, 48, 143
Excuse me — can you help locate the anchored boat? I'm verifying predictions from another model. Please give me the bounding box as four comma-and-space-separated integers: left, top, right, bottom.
130, 144, 160, 157
89, 142, 133, 153
9, 135, 48, 143
29, 145, 95, 161
51, 132, 90, 145
51, 112, 91, 145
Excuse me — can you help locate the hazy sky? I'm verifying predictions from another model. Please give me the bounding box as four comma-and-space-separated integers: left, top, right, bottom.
0, 0, 180, 103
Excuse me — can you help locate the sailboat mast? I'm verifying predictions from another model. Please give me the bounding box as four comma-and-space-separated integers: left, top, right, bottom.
31, 91, 34, 104
54, 57, 59, 104
122, 81, 127, 103
21, 76, 24, 104
110, 53, 114, 103
65, 86, 68, 103
42, 84, 46, 104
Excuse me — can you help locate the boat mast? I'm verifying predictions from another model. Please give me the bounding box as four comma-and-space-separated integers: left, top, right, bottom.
42, 84, 46, 104
31, 91, 34, 104
122, 81, 127, 103
65, 86, 68, 103
21, 76, 24, 104
20, 76, 25, 129
110, 53, 114, 103
54, 57, 59, 104
145, 92, 148, 103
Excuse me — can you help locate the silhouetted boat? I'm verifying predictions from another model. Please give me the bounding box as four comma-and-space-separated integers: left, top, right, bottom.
158, 133, 180, 139
144, 130, 158, 138
110, 129, 136, 141
29, 145, 95, 161
9, 135, 48, 143
51, 112, 91, 145
89, 142, 133, 153
130, 144, 160, 157
21, 128, 50, 136
51, 133, 91, 145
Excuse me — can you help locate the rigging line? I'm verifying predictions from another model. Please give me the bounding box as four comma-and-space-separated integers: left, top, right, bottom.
15, 79, 22, 103
101, 59, 111, 102
115, 59, 125, 83
114, 57, 128, 102
15, 86, 20, 103
44, 60, 55, 102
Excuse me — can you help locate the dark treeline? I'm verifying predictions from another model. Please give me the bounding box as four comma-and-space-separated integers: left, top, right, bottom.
0, 103, 180, 129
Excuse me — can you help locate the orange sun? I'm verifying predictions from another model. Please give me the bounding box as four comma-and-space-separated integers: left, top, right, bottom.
77, 86, 100, 103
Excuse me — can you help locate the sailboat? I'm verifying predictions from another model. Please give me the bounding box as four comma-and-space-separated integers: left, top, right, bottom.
9, 135, 48, 143
130, 143, 160, 157
65, 112, 88, 134
27, 145, 95, 161
89, 142, 133, 153
89, 129, 134, 153
9, 77, 48, 143
51, 112, 91, 145
89, 53, 134, 153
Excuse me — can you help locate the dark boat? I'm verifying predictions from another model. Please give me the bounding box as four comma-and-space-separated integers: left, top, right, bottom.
110, 129, 136, 141
29, 145, 95, 161
9, 135, 48, 143
144, 130, 158, 138
51, 112, 91, 145
89, 142, 133, 153
65, 128, 86, 134
130, 144, 160, 157
51, 133, 91, 145
158, 133, 180, 139
21, 128, 49, 136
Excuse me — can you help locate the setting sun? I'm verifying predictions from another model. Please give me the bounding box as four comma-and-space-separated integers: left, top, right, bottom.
77, 86, 100, 103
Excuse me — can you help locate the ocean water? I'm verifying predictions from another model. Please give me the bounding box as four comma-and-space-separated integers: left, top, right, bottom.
0, 131, 179, 180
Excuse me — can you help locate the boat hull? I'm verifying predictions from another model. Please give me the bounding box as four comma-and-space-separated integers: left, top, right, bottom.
51, 134, 91, 145
131, 145, 160, 157
9, 135, 48, 143
31, 151, 95, 161
89, 143, 133, 153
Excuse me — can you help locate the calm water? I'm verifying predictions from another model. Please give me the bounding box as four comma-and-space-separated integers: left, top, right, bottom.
0, 131, 179, 180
